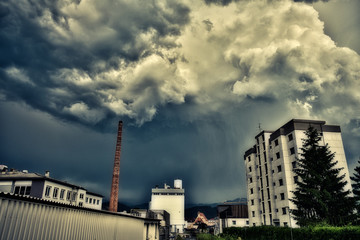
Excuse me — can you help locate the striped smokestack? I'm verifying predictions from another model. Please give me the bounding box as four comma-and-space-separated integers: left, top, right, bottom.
109, 121, 123, 212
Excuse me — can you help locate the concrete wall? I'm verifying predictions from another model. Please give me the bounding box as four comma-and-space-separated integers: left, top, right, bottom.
0, 192, 159, 240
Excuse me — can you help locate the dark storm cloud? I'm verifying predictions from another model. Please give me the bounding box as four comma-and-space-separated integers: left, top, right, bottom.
0, 0, 190, 128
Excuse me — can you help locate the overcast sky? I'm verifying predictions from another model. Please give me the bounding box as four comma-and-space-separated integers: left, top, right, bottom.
1, 0, 360, 205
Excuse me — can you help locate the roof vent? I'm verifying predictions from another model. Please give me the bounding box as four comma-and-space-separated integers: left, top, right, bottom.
45, 171, 50, 177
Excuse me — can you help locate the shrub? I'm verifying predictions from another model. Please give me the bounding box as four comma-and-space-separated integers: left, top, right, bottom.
223, 226, 360, 240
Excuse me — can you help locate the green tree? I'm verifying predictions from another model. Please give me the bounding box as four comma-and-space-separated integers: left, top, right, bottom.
291, 126, 355, 226
351, 158, 360, 214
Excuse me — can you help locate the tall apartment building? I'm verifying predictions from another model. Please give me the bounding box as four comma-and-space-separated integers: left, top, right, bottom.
244, 119, 352, 227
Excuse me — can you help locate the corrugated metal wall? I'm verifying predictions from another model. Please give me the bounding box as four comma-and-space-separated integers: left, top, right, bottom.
0, 194, 159, 240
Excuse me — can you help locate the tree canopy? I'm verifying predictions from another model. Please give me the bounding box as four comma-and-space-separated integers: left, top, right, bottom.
291, 126, 355, 226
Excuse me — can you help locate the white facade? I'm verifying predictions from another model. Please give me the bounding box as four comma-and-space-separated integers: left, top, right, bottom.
219, 218, 249, 233
244, 119, 352, 227
149, 180, 185, 234
0, 170, 103, 210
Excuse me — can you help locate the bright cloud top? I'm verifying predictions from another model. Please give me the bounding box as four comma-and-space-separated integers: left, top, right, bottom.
1, 0, 359, 127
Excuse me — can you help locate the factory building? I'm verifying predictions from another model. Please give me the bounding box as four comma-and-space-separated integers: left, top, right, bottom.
149, 179, 185, 235
244, 119, 352, 227
0, 168, 103, 210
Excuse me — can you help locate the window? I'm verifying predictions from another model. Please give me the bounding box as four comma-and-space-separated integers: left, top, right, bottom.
53, 187, 59, 198
249, 166, 252, 172
249, 177, 253, 183
276, 152, 280, 159
67, 191, 71, 200
25, 187, 31, 195
266, 176, 269, 187
268, 201, 272, 213
252, 211, 255, 217
294, 176, 299, 183
246, 221, 249, 225
267, 188, 270, 199
232, 220, 236, 225
60, 189, 65, 199
80, 193, 84, 199
262, 202, 265, 213
276, 209, 279, 213
248, 156, 251, 162
14, 186, 20, 194
251, 199, 254, 205
97, 199, 99, 205
282, 207, 287, 215
274, 139, 279, 146
86, 197, 89, 203
79, 202, 83, 207
262, 142, 265, 150
250, 188, 254, 194
284, 222, 288, 226
280, 193, 285, 200
277, 165, 282, 172
292, 161, 297, 169
72, 192, 77, 201
45, 186, 51, 197
14, 186, 31, 196
264, 153, 267, 162
279, 179, 283, 186
290, 147, 295, 155
265, 164, 268, 174
89, 198, 92, 204
288, 134, 293, 141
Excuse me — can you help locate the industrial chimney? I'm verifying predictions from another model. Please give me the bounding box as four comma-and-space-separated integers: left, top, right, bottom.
109, 121, 123, 212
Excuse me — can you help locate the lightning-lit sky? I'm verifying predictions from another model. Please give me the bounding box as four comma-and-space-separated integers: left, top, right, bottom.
1, 0, 360, 205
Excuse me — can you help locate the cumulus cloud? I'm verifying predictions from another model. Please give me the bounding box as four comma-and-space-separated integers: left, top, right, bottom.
1, 0, 360, 130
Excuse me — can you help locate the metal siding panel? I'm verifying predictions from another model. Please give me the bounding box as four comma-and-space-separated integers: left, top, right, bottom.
21, 201, 34, 240
6, 200, 19, 240
0, 199, 10, 239
16, 202, 26, 240
0, 196, 158, 240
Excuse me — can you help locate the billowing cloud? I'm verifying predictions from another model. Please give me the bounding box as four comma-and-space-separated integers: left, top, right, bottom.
1, 0, 360, 203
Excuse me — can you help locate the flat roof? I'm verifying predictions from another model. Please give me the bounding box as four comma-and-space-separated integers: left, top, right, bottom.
151, 188, 184, 193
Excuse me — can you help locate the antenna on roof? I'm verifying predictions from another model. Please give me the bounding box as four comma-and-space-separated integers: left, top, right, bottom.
258, 123, 262, 132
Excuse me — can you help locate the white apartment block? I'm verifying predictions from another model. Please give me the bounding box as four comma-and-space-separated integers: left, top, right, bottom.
0, 169, 103, 210
244, 119, 352, 227
149, 179, 185, 234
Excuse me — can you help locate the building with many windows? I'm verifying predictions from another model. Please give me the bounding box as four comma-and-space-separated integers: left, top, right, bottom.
0, 168, 103, 210
244, 119, 352, 227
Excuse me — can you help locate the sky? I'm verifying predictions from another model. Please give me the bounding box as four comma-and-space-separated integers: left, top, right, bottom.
1, 0, 360, 205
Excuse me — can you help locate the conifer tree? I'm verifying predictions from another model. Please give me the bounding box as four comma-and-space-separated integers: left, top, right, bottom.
351, 159, 360, 214
291, 126, 355, 226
